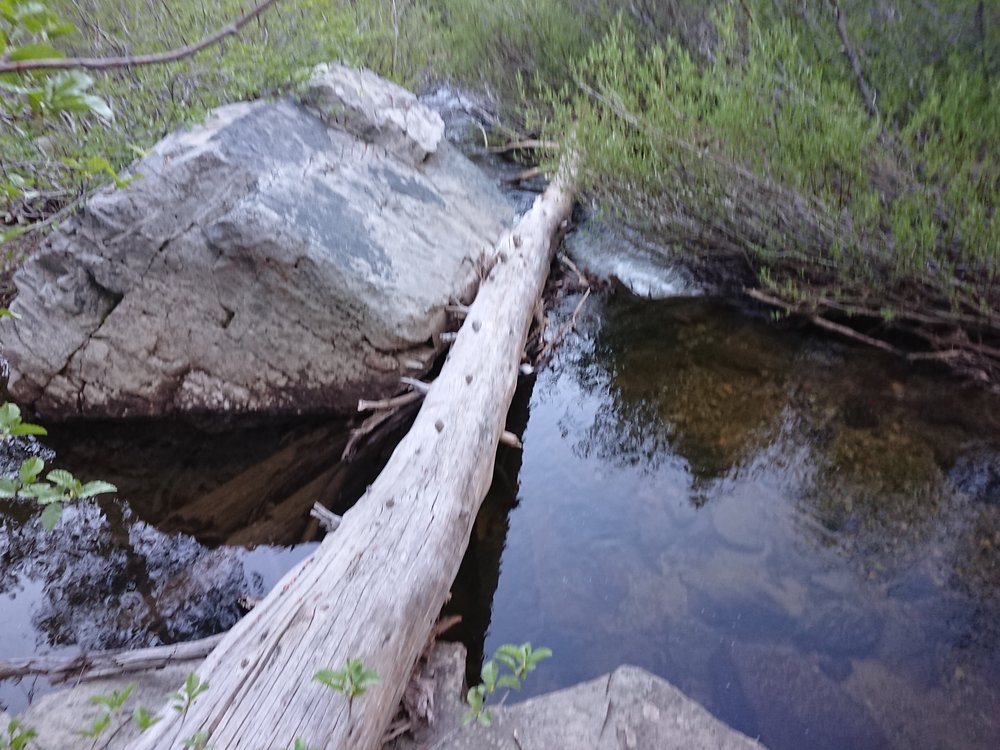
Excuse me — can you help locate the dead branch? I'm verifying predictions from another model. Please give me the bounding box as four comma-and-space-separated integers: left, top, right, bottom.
399, 376, 431, 394
828, 0, 878, 118
502, 166, 544, 185
538, 288, 592, 363
499, 430, 522, 449
0, 634, 223, 684
0, 0, 280, 73
309, 502, 342, 532
558, 253, 589, 288
488, 139, 559, 154
745, 288, 901, 354
358, 390, 423, 413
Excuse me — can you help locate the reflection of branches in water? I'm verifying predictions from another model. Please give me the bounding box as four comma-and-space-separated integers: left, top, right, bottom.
0, 500, 250, 653
568, 296, 792, 487
565, 295, 1000, 604
571, 366, 675, 472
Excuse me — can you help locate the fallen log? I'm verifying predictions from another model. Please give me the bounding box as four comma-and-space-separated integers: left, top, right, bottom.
0, 635, 222, 684
127, 158, 576, 750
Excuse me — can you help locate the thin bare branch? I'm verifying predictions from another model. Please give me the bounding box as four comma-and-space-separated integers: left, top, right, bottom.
0, 0, 280, 73
829, 0, 878, 118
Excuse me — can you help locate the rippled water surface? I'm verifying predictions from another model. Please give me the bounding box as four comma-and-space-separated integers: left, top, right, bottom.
457, 293, 1000, 750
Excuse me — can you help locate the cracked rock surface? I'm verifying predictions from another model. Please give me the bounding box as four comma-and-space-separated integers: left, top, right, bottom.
1, 65, 513, 419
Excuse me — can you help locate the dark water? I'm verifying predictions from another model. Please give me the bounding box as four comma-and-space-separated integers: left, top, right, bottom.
3, 287, 1000, 749
0, 416, 401, 714
455, 293, 1000, 750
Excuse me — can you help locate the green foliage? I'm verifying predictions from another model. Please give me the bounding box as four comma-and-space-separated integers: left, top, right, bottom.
77, 682, 135, 739
61, 155, 132, 188
0, 720, 36, 750
132, 705, 161, 733
464, 643, 551, 727
182, 731, 210, 750
0, 455, 117, 530
493, 642, 553, 682
169, 672, 209, 716
552, 0, 998, 324
89, 682, 135, 715
2, 0, 421, 239
428, 0, 607, 95
313, 658, 379, 700
0, 402, 46, 438
0, 1, 112, 117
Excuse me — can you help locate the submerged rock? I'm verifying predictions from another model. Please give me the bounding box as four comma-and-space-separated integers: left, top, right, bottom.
2, 64, 513, 419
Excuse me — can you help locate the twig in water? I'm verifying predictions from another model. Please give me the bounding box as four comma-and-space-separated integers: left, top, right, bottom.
538, 288, 592, 363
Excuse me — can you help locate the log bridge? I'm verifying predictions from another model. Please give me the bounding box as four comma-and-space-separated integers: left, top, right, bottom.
123, 163, 576, 749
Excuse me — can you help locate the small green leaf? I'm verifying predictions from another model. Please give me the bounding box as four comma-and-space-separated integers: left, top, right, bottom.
4, 718, 38, 750
527, 647, 553, 665
77, 93, 113, 120
10, 422, 47, 436
27, 482, 62, 503
358, 668, 379, 686
76, 711, 110, 738
481, 660, 499, 693
132, 706, 161, 732
79, 480, 118, 498
46, 21, 78, 38
0, 80, 31, 96
8, 41, 62, 61
40, 502, 63, 530
494, 651, 518, 672
19, 457, 44, 484
0, 402, 22, 426
182, 730, 209, 749
0, 479, 18, 498
46, 469, 77, 488
497, 675, 522, 690
314, 668, 347, 693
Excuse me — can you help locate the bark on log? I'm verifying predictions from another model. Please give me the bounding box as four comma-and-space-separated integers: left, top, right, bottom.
127, 161, 575, 750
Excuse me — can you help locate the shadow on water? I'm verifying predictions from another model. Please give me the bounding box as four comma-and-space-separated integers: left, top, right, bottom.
0, 415, 407, 714
457, 291, 1000, 750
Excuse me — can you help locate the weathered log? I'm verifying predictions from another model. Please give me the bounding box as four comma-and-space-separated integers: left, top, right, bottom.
0, 635, 222, 684
127, 161, 575, 750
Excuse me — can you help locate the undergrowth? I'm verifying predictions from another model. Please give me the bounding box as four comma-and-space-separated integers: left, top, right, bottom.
545, 0, 1000, 376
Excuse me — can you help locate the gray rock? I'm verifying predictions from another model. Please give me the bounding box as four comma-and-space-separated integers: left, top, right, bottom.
304, 64, 445, 164
431, 665, 765, 750
14, 664, 195, 750
390, 644, 765, 750
2, 69, 513, 419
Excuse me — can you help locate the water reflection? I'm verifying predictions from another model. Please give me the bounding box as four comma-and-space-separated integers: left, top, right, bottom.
477, 293, 1000, 750
0, 417, 401, 714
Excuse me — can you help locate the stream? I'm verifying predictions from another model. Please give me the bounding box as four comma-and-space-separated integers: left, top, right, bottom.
2, 184, 1000, 749
451, 238, 1000, 749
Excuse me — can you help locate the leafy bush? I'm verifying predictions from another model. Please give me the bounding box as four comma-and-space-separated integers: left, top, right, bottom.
548, 1, 999, 371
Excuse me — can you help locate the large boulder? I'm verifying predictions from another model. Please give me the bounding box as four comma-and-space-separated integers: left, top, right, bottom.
1, 64, 514, 419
